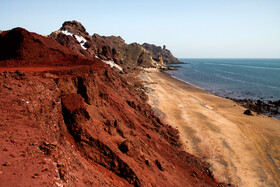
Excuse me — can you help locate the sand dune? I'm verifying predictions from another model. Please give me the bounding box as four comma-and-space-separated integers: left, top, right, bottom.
141, 68, 280, 186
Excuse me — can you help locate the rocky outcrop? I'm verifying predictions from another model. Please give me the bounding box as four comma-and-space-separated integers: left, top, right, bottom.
142, 43, 181, 64
50, 21, 164, 68
61, 20, 89, 36
244, 109, 253, 116
92, 33, 163, 68
49, 21, 98, 60
233, 99, 280, 117
0, 27, 222, 186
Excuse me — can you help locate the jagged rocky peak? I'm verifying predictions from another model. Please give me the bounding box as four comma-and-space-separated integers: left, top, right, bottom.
50, 20, 126, 69
142, 43, 162, 54
49, 20, 96, 59
142, 43, 181, 64
61, 20, 89, 36
92, 33, 125, 45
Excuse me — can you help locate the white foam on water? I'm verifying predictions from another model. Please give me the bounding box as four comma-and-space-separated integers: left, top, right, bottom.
205, 62, 280, 71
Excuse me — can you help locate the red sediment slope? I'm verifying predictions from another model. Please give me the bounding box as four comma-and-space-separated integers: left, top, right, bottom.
0, 28, 222, 186
0, 27, 102, 67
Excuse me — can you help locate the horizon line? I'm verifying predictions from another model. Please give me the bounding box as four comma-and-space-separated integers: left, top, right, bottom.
178, 57, 280, 59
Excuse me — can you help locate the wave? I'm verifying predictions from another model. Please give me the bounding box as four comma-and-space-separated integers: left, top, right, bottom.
204, 62, 280, 71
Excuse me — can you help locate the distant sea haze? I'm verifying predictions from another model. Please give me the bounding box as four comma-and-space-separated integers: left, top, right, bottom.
166, 58, 280, 102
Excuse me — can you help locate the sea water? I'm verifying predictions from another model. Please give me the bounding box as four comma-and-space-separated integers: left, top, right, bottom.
166, 58, 280, 101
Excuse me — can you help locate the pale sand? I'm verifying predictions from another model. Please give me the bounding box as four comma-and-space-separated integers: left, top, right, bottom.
140, 68, 280, 186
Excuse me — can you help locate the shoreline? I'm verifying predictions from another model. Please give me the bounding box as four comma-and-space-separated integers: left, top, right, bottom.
140, 68, 280, 186
164, 69, 280, 119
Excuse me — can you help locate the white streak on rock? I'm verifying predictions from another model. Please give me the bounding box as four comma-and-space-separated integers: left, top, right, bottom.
61, 30, 87, 50
102, 60, 123, 71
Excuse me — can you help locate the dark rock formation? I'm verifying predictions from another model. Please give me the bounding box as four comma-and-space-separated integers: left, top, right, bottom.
61, 20, 89, 36
233, 99, 280, 118
49, 21, 97, 60
244, 109, 253, 116
142, 43, 181, 64
50, 21, 165, 68
91, 33, 124, 63
91, 36, 162, 68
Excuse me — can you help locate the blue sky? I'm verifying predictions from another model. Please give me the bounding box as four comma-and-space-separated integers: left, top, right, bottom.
1, 0, 279, 58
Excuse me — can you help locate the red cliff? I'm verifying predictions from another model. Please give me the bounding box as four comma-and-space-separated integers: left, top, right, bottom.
0, 28, 222, 186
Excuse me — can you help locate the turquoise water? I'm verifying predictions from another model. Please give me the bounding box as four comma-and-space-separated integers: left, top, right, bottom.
166, 58, 280, 101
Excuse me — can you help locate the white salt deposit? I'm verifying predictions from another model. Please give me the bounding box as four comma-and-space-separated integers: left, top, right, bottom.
61, 30, 87, 50
60, 30, 122, 71
102, 60, 123, 71
74, 35, 87, 50
61, 30, 72, 36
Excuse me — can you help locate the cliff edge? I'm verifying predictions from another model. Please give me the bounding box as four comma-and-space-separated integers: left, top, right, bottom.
0, 27, 222, 186
142, 43, 181, 64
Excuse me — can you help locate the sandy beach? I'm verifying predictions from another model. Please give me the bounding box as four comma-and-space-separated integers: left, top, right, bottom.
140, 68, 280, 186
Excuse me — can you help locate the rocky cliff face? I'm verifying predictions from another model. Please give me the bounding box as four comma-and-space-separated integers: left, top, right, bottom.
142, 43, 181, 64
0, 68, 220, 186
49, 21, 99, 61
50, 21, 163, 68
0, 27, 221, 186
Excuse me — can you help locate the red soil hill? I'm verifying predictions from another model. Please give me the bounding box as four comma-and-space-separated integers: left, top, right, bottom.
0, 27, 102, 67
0, 28, 223, 186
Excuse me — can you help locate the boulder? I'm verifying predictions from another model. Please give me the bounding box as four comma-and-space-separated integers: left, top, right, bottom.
244, 109, 253, 116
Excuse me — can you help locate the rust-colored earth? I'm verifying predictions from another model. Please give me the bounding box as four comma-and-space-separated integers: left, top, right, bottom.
0, 28, 223, 186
